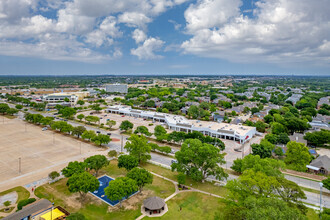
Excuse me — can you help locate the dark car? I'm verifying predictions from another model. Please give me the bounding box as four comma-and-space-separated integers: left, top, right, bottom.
107, 133, 111, 136
96, 131, 101, 134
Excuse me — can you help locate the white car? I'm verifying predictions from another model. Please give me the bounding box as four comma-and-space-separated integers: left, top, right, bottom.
42, 127, 47, 131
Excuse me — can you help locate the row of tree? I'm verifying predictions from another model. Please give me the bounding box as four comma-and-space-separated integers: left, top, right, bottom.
25, 113, 111, 146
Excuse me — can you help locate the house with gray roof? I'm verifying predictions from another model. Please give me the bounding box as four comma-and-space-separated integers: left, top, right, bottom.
307, 155, 330, 175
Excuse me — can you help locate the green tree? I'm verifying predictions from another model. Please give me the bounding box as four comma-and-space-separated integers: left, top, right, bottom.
177, 173, 186, 185
134, 126, 152, 136
304, 129, 330, 147
81, 130, 96, 141
277, 133, 290, 144
154, 125, 167, 141
59, 107, 77, 118
231, 155, 285, 177
106, 120, 116, 129
255, 121, 266, 133
124, 134, 151, 163
285, 141, 312, 172
0, 103, 9, 114
118, 155, 139, 171
77, 114, 84, 121
77, 100, 85, 106
15, 104, 23, 110
6, 108, 18, 115
188, 105, 199, 119
251, 107, 260, 114
84, 155, 109, 177
172, 139, 228, 182
271, 122, 287, 135
264, 115, 274, 123
72, 126, 86, 138
41, 116, 54, 126
62, 161, 86, 178
104, 177, 138, 208
91, 134, 111, 146
127, 168, 153, 192
120, 120, 134, 132
322, 177, 330, 191
251, 140, 274, 158
67, 172, 99, 202
51, 121, 73, 133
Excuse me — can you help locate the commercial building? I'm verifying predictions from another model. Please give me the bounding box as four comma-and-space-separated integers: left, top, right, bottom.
105, 84, 128, 94
42, 91, 89, 106
106, 106, 256, 143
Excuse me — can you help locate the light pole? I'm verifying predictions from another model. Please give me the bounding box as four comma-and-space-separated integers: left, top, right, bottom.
320, 182, 323, 214
80, 142, 82, 155
53, 133, 55, 144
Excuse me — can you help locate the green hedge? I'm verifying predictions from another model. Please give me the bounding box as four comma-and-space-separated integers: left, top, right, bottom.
17, 198, 36, 210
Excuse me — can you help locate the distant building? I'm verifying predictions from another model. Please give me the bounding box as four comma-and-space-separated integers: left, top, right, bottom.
318, 96, 330, 109
105, 84, 128, 94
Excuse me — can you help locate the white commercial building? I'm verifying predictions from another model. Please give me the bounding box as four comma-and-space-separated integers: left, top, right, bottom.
105, 84, 128, 94
106, 106, 256, 143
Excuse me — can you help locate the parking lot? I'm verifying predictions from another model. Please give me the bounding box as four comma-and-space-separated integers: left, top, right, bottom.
78, 110, 170, 134
0, 116, 105, 192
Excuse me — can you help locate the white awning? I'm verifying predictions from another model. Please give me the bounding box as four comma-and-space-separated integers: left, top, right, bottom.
306, 165, 320, 171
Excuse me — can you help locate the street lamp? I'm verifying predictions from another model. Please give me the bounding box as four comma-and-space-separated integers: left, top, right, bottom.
320, 182, 323, 214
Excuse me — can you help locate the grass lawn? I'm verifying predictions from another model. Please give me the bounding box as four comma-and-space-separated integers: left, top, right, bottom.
143, 192, 226, 220
140, 162, 227, 197
307, 209, 319, 220
0, 186, 30, 204
35, 160, 176, 220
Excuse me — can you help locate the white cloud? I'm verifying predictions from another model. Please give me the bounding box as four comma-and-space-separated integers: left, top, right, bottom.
131, 37, 164, 59
182, 0, 330, 65
118, 12, 152, 28
132, 29, 147, 43
0, 0, 187, 61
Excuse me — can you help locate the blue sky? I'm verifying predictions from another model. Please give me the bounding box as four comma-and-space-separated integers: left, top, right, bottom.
0, 0, 329, 75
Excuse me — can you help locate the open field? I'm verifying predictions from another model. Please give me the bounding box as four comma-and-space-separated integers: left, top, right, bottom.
143, 192, 226, 220
0, 116, 106, 192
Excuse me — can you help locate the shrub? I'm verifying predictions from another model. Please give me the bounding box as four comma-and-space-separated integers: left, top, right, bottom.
108, 150, 117, 158
48, 171, 60, 180
17, 198, 36, 210
148, 123, 154, 126
4, 201, 11, 207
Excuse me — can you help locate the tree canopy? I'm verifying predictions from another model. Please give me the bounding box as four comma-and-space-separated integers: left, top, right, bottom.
127, 168, 153, 192
124, 134, 151, 163
118, 155, 139, 171
285, 141, 312, 172
171, 139, 228, 182
67, 172, 99, 201
84, 155, 109, 176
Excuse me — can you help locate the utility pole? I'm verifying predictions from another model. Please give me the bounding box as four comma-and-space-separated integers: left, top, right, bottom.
320, 182, 323, 214
19, 157, 21, 174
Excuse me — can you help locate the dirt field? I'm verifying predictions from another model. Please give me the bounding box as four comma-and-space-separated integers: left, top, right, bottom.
0, 116, 106, 192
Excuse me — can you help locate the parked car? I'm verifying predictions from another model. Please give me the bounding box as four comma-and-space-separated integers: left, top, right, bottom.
42, 127, 47, 131
96, 131, 101, 134
171, 160, 178, 164
107, 133, 111, 136
121, 115, 125, 117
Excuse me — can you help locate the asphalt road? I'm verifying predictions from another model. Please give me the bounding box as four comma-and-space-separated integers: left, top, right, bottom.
14, 105, 330, 208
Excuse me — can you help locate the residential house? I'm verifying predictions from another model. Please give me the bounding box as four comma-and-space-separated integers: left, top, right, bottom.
307, 155, 330, 175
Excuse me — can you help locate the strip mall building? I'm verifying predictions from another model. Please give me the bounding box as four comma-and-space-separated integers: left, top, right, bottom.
106, 106, 256, 144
